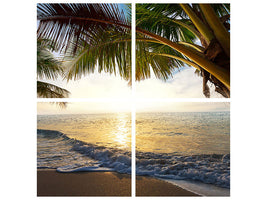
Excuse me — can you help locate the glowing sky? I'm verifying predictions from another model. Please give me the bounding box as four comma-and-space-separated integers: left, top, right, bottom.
43, 72, 132, 99
136, 102, 230, 113
37, 102, 132, 115
37, 102, 229, 115
41, 66, 223, 99
136, 67, 223, 98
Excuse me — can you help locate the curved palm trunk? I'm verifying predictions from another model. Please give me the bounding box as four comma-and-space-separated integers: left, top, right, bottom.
199, 4, 230, 57
151, 53, 201, 70
180, 4, 214, 44
136, 27, 230, 90
137, 38, 204, 52
178, 41, 205, 52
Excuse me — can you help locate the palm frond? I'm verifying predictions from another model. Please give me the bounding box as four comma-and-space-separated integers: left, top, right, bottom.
137, 4, 188, 19
37, 38, 70, 99
136, 34, 189, 81
37, 81, 70, 98
37, 39, 64, 80
136, 4, 198, 43
37, 3, 131, 55
63, 28, 131, 83
211, 4, 230, 17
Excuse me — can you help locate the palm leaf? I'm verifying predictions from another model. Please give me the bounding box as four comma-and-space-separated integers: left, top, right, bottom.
63, 28, 131, 82
37, 39, 63, 80
37, 38, 70, 99
38, 3, 132, 84
136, 34, 189, 81
136, 4, 198, 43
137, 4, 189, 19
37, 3, 131, 55
37, 81, 70, 98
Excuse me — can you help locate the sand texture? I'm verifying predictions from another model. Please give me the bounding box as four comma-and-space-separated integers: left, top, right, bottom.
37, 170, 198, 196
37, 170, 131, 196
136, 175, 199, 196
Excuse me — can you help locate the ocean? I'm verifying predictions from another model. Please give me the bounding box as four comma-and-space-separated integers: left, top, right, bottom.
37, 113, 132, 173
136, 112, 230, 196
37, 111, 230, 196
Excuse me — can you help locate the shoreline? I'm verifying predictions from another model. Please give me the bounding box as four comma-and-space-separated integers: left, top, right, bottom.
161, 178, 230, 196
136, 175, 199, 196
37, 169, 198, 196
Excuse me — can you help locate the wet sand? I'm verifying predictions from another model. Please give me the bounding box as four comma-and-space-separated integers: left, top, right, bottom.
136, 175, 199, 196
37, 169, 198, 196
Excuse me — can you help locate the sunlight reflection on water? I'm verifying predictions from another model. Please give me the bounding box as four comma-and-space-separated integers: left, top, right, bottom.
37, 113, 131, 150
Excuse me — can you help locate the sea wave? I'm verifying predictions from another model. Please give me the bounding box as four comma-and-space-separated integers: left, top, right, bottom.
38, 129, 230, 188
136, 152, 230, 188
37, 129, 131, 174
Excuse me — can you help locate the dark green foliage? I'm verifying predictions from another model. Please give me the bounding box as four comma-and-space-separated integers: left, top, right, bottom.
37, 39, 70, 98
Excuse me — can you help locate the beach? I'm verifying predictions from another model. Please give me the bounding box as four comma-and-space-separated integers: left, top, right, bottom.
37, 170, 131, 196
136, 175, 199, 196
37, 169, 197, 196
37, 112, 229, 196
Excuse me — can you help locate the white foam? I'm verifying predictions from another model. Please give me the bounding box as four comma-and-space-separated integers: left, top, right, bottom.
37, 129, 132, 174
136, 152, 230, 189
162, 179, 230, 196
57, 165, 114, 173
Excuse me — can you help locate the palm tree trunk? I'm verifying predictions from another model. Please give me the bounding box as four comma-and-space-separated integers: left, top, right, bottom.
136, 27, 230, 90
136, 38, 204, 52
151, 53, 201, 70
178, 41, 205, 52
180, 4, 214, 44
199, 4, 230, 57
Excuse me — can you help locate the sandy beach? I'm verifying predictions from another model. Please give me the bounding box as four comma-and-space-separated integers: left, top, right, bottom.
136, 175, 199, 196
37, 169, 198, 196
37, 170, 131, 196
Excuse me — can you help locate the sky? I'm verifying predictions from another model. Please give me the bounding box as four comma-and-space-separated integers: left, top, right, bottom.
37, 102, 131, 115
43, 72, 132, 99
136, 102, 230, 113
136, 67, 223, 98
37, 102, 229, 115
41, 66, 223, 99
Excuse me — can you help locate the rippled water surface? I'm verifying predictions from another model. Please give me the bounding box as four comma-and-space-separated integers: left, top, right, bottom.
136, 112, 230, 155
38, 113, 131, 150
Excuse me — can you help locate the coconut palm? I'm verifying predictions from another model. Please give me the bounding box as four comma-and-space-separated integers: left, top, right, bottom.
37, 38, 70, 100
37, 3, 132, 84
37, 3, 230, 97
135, 4, 230, 97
